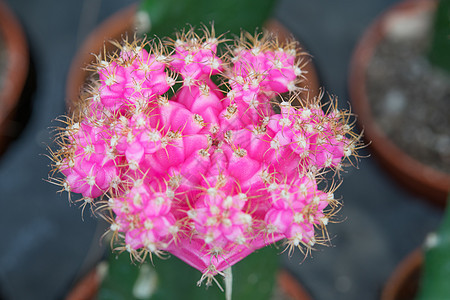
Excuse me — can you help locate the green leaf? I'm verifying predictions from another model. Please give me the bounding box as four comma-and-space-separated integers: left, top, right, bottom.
138, 0, 276, 39
98, 245, 281, 300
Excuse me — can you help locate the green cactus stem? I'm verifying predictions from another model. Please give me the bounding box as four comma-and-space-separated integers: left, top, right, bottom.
98, 245, 280, 300
416, 193, 450, 299
137, 0, 276, 39
428, 0, 450, 73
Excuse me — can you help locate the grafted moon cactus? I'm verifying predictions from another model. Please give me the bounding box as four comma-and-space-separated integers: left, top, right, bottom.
49, 27, 360, 286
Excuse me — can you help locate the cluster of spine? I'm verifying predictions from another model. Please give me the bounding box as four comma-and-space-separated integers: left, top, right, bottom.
50, 28, 360, 282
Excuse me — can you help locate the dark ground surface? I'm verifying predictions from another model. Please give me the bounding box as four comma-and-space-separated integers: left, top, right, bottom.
0, 0, 443, 299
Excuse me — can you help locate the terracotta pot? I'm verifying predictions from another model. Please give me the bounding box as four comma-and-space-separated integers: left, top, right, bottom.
66, 267, 312, 300
348, 0, 450, 206
0, 1, 29, 154
65, 267, 100, 300
381, 248, 422, 300
66, 5, 320, 111
278, 270, 313, 300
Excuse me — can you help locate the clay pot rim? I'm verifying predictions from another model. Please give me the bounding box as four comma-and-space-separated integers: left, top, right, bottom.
348, 0, 449, 205
66, 5, 137, 111
380, 248, 422, 300
0, 2, 29, 131
65, 4, 320, 111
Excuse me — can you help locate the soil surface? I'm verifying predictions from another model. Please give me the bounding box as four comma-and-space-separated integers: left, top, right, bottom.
366, 10, 450, 174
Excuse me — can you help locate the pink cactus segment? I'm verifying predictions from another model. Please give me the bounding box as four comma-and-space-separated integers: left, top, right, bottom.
231, 48, 266, 78
172, 78, 224, 118
263, 48, 297, 93
226, 114, 299, 176
166, 233, 283, 275
183, 134, 211, 160
65, 156, 118, 198
220, 140, 262, 187
219, 102, 250, 131
170, 38, 223, 80
228, 74, 261, 104
188, 190, 254, 249
223, 114, 301, 180
110, 113, 165, 170
201, 160, 235, 198
264, 208, 293, 235
167, 135, 208, 174
313, 117, 350, 169
125, 141, 145, 170
258, 103, 351, 172
145, 133, 210, 177
289, 106, 349, 170
224, 78, 275, 129
98, 61, 130, 111
81, 87, 111, 121
111, 183, 178, 252
172, 80, 225, 126
267, 116, 296, 149
231, 46, 297, 96
98, 45, 174, 112
173, 155, 211, 191
149, 134, 185, 170
59, 120, 120, 199
124, 51, 173, 101
118, 41, 148, 62
157, 101, 206, 135
214, 141, 263, 191
67, 122, 102, 154
264, 176, 330, 247
219, 99, 273, 134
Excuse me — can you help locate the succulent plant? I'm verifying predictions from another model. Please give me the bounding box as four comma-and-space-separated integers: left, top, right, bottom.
428, 0, 450, 73
416, 193, 450, 299
49, 27, 360, 289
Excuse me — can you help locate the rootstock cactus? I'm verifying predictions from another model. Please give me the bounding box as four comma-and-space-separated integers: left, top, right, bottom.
49, 27, 360, 285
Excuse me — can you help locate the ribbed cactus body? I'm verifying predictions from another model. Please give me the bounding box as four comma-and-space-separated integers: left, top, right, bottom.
50, 29, 359, 282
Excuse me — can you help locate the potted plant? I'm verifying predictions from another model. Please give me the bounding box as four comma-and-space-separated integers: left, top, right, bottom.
0, 1, 29, 155
50, 1, 361, 299
348, 0, 450, 206
381, 193, 450, 300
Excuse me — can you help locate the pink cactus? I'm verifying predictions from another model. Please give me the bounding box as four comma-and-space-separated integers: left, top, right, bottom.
50, 29, 360, 285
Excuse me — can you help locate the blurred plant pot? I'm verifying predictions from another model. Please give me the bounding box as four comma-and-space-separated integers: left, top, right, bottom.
381, 248, 422, 300
66, 4, 320, 111
65, 267, 312, 300
0, 1, 29, 155
348, 0, 450, 206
